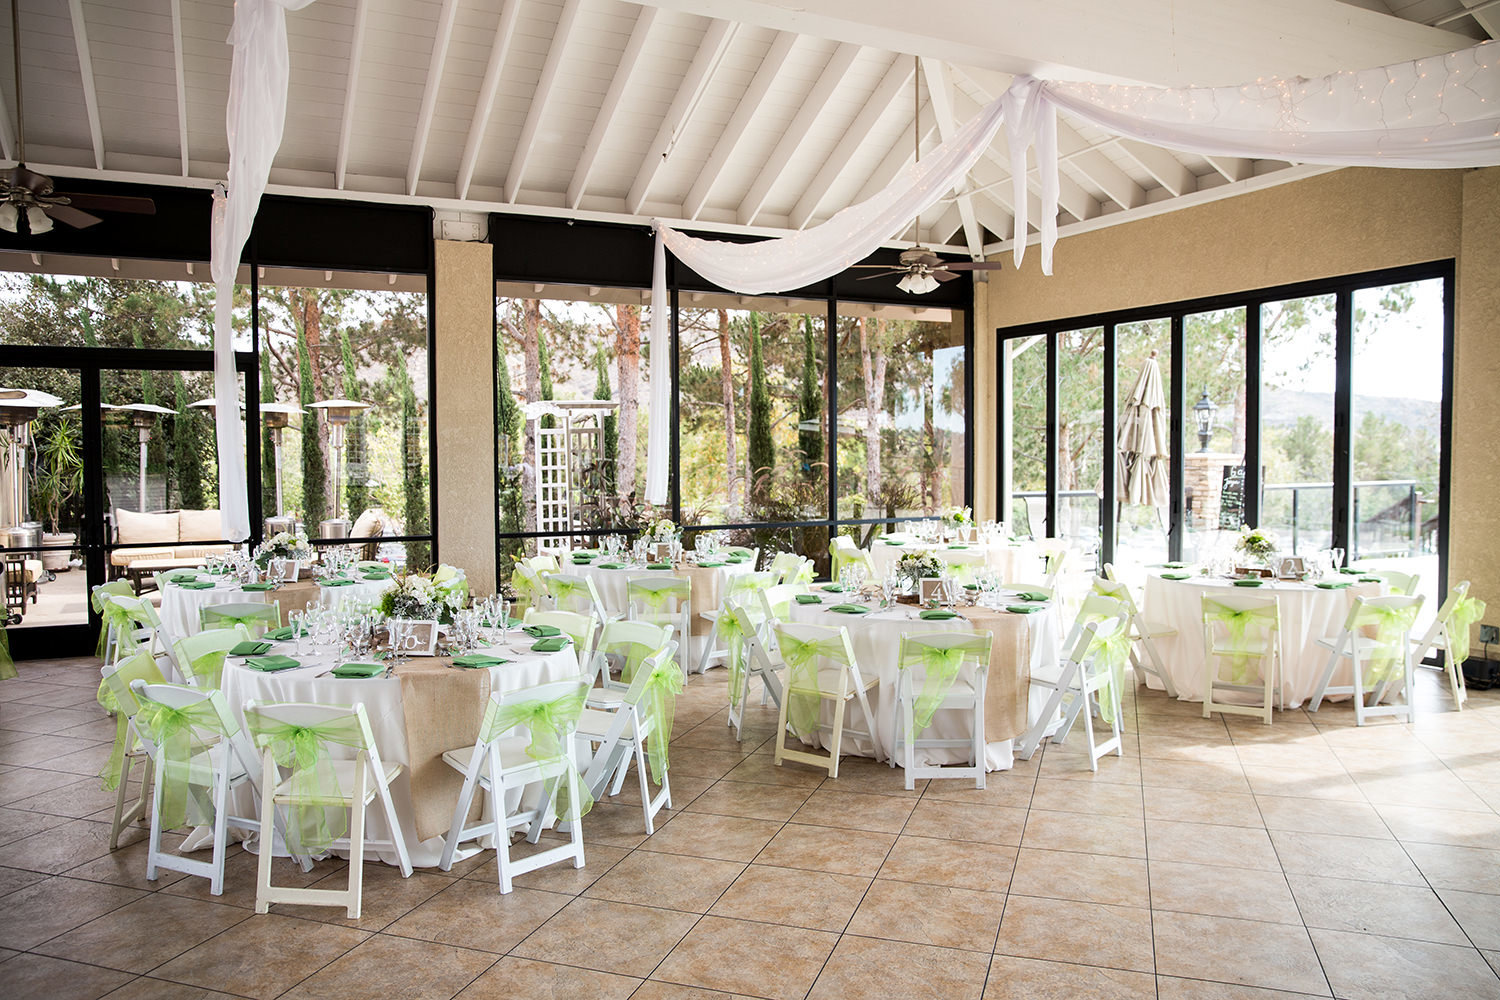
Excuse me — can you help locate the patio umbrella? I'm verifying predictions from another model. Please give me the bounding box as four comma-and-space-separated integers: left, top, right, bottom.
1116, 351, 1169, 507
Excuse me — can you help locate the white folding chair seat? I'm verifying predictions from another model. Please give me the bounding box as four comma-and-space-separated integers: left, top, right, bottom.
1016, 597, 1131, 771
772, 622, 880, 778
892, 630, 993, 789
1410, 581, 1481, 709
1308, 594, 1425, 726
1201, 593, 1282, 726
574, 643, 678, 834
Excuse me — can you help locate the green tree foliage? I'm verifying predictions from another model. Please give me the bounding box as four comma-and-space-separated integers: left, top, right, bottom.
747, 312, 773, 501
594, 346, 617, 493
797, 315, 821, 481
297, 323, 327, 524
495, 339, 522, 464
340, 328, 369, 523
172, 374, 206, 510
538, 334, 555, 430
259, 350, 278, 518
400, 361, 430, 568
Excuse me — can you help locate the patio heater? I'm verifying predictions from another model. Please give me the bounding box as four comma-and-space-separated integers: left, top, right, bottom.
1193, 388, 1218, 453
259, 402, 304, 530
308, 398, 369, 538
103, 403, 178, 511
0, 387, 63, 537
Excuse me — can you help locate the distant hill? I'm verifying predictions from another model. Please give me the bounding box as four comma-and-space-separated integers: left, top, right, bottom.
1262, 389, 1439, 436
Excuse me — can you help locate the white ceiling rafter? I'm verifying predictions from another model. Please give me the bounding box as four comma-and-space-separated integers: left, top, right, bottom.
1205, 154, 1254, 183
1117, 138, 1196, 198
170, 0, 189, 176
66, 0, 104, 170
920, 58, 982, 257
334, 0, 370, 191
505, 0, 585, 204
567, 3, 658, 209
457, 0, 525, 201
406, 0, 462, 197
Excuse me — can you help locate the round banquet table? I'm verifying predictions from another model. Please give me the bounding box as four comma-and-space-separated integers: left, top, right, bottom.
567, 559, 760, 665
788, 594, 1065, 771
1141, 573, 1386, 707
218, 628, 580, 868
868, 536, 1044, 584
159, 576, 391, 647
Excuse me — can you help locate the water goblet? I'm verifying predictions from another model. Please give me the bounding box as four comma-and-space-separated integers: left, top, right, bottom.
1328, 547, 1345, 572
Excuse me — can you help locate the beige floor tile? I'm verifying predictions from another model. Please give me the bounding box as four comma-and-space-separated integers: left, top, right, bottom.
1309, 927, 1499, 1000
1268, 829, 1426, 885
511, 897, 697, 977
708, 863, 869, 932
385, 880, 569, 953
159, 848, 339, 910
1145, 819, 1281, 871
0, 764, 89, 805
1023, 808, 1146, 858
1239, 764, 1365, 802
0, 803, 71, 845
1139, 758, 1252, 794
92, 978, 245, 999
994, 894, 1155, 973
755, 821, 896, 877
1253, 795, 1391, 839
1374, 801, 1500, 849
278, 934, 495, 1000
0, 952, 135, 1000
1028, 777, 1145, 818
35, 892, 251, 973
638, 811, 782, 862
57, 838, 192, 892
666, 749, 751, 780
920, 776, 1035, 810
470, 840, 630, 895
1436, 888, 1500, 950
1289, 874, 1467, 944
584, 850, 743, 913
819, 757, 930, 797
1147, 860, 1301, 925
790, 786, 918, 833
628, 984, 758, 1000
570, 801, 652, 849
1009, 848, 1149, 908
808, 935, 991, 1000
668, 724, 766, 756
0, 863, 46, 897
2, 817, 127, 874
277, 865, 452, 931
683, 779, 813, 822
1152, 911, 1328, 996
1356, 772, 1493, 813
653, 914, 837, 1000
150, 913, 370, 1000
1154, 976, 1333, 999
453, 956, 640, 1000
878, 834, 1016, 892
983, 954, 1156, 999
1404, 841, 1500, 894
845, 878, 1003, 952
0, 875, 146, 950
903, 798, 1028, 846
722, 752, 828, 788
1036, 747, 1143, 785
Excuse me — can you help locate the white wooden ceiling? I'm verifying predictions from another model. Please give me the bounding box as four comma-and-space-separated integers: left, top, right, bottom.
0, 0, 1483, 259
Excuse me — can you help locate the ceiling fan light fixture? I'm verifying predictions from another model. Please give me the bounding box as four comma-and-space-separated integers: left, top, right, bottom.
898, 271, 940, 295
24, 206, 51, 235
0, 203, 15, 233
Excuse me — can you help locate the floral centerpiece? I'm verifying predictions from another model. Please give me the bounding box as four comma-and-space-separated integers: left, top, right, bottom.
1234, 525, 1278, 568
377, 563, 468, 624
253, 529, 311, 570
897, 551, 945, 584
942, 506, 973, 529
647, 516, 679, 540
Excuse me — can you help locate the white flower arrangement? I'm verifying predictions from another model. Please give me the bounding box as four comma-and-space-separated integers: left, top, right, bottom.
1234, 525, 1278, 561
379, 563, 468, 623
897, 552, 945, 581
647, 517, 679, 540
254, 529, 311, 568
943, 506, 973, 527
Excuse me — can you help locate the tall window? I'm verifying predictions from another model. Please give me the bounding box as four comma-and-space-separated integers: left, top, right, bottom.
1182, 307, 1246, 562
1260, 293, 1336, 555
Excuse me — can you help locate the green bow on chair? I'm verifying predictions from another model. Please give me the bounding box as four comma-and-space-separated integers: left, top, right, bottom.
206, 610, 269, 630
638, 657, 683, 784
96, 599, 145, 660
912, 646, 969, 731
1087, 627, 1134, 726
1204, 603, 1279, 684
777, 632, 848, 740
482, 688, 593, 820
610, 640, 661, 685
95, 652, 165, 791
511, 569, 542, 607
550, 578, 593, 608
1446, 596, 1486, 666
632, 581, 687, 614
1359, 602, 1421, 688
182, 648, 232, 692
0, 627, 13, 681
135, 697, 229, 830
243, 709, 368, 855
719, 613, 749, 712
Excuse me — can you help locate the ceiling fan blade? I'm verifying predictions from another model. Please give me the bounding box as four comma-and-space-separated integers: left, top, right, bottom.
941, 261, 1006, 271
849, 264, 902, 269
932, 269, 960, 282
856, 270, 906, 280
910, 253, 942, 267
41, 204, 102, 229
61, 193, 156, 215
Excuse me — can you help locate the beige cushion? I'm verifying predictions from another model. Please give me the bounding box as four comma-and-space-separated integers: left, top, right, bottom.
114, 509, 180, 545
178, 509, 223, 542
350, 507, 386, 538
172, 544, 233, 560
110, 546, 178, 567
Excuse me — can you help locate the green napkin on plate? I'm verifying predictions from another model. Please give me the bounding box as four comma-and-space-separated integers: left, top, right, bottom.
523, 624, 560, 638
597, 562, 625, 570
245, 655, 301, 672
1160, 572, 1192, 581
450, 653, 507, 668
695, 560, 726, 568
1340, 568, 1364, 575
794, 594, 822, 605
165, 571, 200, 583
321, 578, 355, 587
1006, 605, 1044, 614
829, 603, 869, 614
229, 640, 272, 656
240, 582, 278, 592
1315, 580, 1353, 589
919, 609, 958, 620
725, 555, 748, 563
946, 544, 969, 550
963, 583, 980, 591
332, 662, 384, 679
1162, 561, 1187, 569
176, 580, 216, 590
263, 625, 307, 640
571, 554, 596, 563
1014, 591, 1050, 602
646, 563, 673, 570
881, 539, 905, 545
1357, 576, 1383, 584
821, 583, 846, 592
361, 569, 391, 579
531, 635, 570, 652
1233, 579, 1265, 587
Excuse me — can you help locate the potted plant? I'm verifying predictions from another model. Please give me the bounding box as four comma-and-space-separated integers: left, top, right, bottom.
33, 420, 82, 572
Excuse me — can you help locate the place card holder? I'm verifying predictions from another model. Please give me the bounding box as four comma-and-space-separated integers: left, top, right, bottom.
1275, 556, 1306, 581
650, 540, 673, 563
919, 578, 946, 604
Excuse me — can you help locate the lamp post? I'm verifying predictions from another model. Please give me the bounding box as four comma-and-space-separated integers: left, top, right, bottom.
309, 398, 369, 536
0, 387, 62, 529
103, 403, 177, 511
1193, 388, 1218, 453
259, 402, 304, 522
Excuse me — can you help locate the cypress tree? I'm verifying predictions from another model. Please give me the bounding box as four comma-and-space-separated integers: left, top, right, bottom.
747, 312, 773, 502
339, 329, 369, 523
797, 315, 821, 481
173, 374, 205, 510
593, 347, 617, 492
538, 334, 555, 430
400, 362, 430, 569
297, 323, 327, 525
496, 353, 522, 465
259, 351, 277, 518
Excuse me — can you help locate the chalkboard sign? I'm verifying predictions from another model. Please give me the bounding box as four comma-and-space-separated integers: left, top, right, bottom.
1219, 464, 1246, 532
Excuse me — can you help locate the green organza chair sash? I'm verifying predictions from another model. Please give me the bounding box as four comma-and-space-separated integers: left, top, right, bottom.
96, 652, 165, 791
481, 688, 593, 820
720, 611, 749, 712
549, 578, 594, 610
1356, 602, 1421, 687
97, 599, 145, 659
606, 639, 660, 685
776, 631, 850, 739
134, 694, 233, 831
1203, 602, 1279, 683
243, 709, 369, 855
633, 657, 683, 783
0, 627, 13, 681
1445, 596, 1486, 665
183, 648, 231, 691
205, 608, 272, 630
630, 579, 689, 613
1087, 626, 1134, 726
512, 566, 542, 605
899, 635, 989, 732
91, 582, 135, 658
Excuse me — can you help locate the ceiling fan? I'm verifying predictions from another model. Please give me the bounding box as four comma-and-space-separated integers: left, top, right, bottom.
850, 56, 1003, 293
0, 0, 154, 235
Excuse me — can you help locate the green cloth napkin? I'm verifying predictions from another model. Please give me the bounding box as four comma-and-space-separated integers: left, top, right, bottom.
919, 609, 958, 620
1015, 591, 1050, 602
263, 625, 307, 640
821, 583, 846, 592
523, 624, 560, 638
1315, 581, 1353, 589
176, 580, 216, 590
829, 603, 869, 614
1233, 579, 1266, 587
229, 640, 272, 656
725, 556, 748, 563
1160, 572, 1192, 581
360, 569, 391, 579
794, 594, 822, 605
531, 635, 570, 652
1006, 605, 1045, 614
1340, 568, 1364, 575
695, 560, 726, 567
245, 655, 301, 672
451, 653, 507, 668
881, 539, 905, 545
1358, 576, 1383, 583
165, 571, 200, 583
320, 578, 355, 587
597, 562, 625, 570
646, 563, 673, 570
963, 583, 980, 591
1162, 561, 1188, 569
946, 544, 970, 549
571, 554, 596, 563
332, 662, 384, 679
240, 582, 278, 592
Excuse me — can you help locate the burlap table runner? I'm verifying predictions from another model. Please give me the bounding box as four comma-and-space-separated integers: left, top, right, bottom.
395, 658, 491, 841
677, 563, 725, 636
956, 606, 1033, 741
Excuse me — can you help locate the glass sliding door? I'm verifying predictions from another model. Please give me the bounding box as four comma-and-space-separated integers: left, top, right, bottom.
1113, 318, 1171, 574
1056, 327, 1104, 587
1181, 307, 1247, 563
1260, 294, 1336, 555
1006, 334, 1048, 537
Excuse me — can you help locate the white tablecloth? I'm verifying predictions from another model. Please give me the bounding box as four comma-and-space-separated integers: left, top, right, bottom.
868, 538, 1044, 584
788, 597, 1064, 771
1142, 574, 1385, 707
160, 577, 391, 647
219, 630, 578, 868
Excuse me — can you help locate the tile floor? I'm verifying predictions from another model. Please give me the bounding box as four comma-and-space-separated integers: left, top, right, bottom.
2, 654, 1499, 999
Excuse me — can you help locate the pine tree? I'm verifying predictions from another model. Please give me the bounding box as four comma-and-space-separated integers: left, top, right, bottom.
538, 334, 555, 430
339, 329, 369, 523
173, 374, 205, 510
297, 323, 327, 525
593, 346, 617, 493
747, 312, 773, 502
797, 315, 821, 482
259, 351, 277, 518
496, 352, 521, 465
400, 361, 430, 569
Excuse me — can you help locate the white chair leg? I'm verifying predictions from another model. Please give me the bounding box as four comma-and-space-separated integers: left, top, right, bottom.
345, 760, 368, 919
1307, 647, 1343, 712
255, 754, 277, 914
439, 762, 481, 872
375, 775, 413, 878
209, 771, 231, 896
145, 772, 165, 882
634, 738, 655, 835
827, 697, 846, 779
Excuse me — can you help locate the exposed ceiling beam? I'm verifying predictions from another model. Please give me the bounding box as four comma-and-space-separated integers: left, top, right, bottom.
927, 201, 962, 245
921, 57, 982, 257
170, 0, 188, 175
506, 0, 584, 203
623, 0, 1473, 86
457, 0, 524, 200
1117, 138, 1196, 197
0, 88, 12, 162
567, 4, 658, 209
1205, 154, 1253, 183
853, 110, 933, 204
626, 18, 738, 215
789, 55, 910, 229
335, 0, 370, 190
969, 194, 1014, 244
406, 0, 461, 196
736, 41, 859, 226
682, 30, 797, 219
66, 0, 104, 170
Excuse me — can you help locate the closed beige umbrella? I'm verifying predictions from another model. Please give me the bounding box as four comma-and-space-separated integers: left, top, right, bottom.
1116, 351, 1170, 507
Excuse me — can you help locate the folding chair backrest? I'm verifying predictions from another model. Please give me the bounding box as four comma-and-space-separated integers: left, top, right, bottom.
768, 552, 808, 584
202, 601, 281, 634
1201, 593, 1280, 640
527, 555, 560, 575
1091, 575, 1141, 615
546, 573, 604, 616
479, 677, 590, 745
619, 642, 680, 707
512, 562, 546, 608
1066, 608, 1130, 665
897, 629, 993, 673
101, 650, 167, 724
594, 620, 673, 683
1435, 580, 1470, 622
627, 576, 691, 616
725, 571, 775, 606
91, 580, 135, 612
132, 680, 258, 774
1042, 546, 1069, 587
1064, 596, 1129, 659
772, 621, 857, 674
242, 700, 378, 761
1343, 594, 1425, 649
523, 608, 598, 652
1375, 570, 1420, 596
174, 626, 252, 690
759, 583, 803, 622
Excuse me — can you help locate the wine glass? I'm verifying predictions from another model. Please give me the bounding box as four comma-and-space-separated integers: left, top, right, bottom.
1329, 547, 1345, 572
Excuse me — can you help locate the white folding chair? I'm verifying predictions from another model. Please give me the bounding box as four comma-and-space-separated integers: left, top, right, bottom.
626, 576, 692, 671
729, 604, 785, 739
1016, 596, 1131, 771
98, 651, 165, 850
510, 562, 547, 615
200, 601, 282, 638
172, 626, 252, 691
245, 700, 412, 918
892, 630, 993, 789
696, 571, 775, 673
828, 536, 876, 580
1098, 566, 1180, 698
1410, 580, 1482, 710
438, 677, 591, 892
1200, 593, 1282, 726
1371, 569, 1420, 596
574, 642, 679, 834
772, 622, 880, 778
545, 573, 613, 626
768, 552, 814, 585
522, 608, 599, 663
1308, 594, 1426, 726
586, 619, 674, 709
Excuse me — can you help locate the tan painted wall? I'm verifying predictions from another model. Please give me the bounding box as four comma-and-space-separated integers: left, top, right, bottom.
433, 240, 497, 594
982, 165, 1498, 631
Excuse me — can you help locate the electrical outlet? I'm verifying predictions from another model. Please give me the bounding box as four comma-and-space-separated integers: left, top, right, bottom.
1480, 624, 1499, 645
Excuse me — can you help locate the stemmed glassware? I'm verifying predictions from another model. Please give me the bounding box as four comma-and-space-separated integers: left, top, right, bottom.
881, 571, 898, 608
1328, 547, 1345, 572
